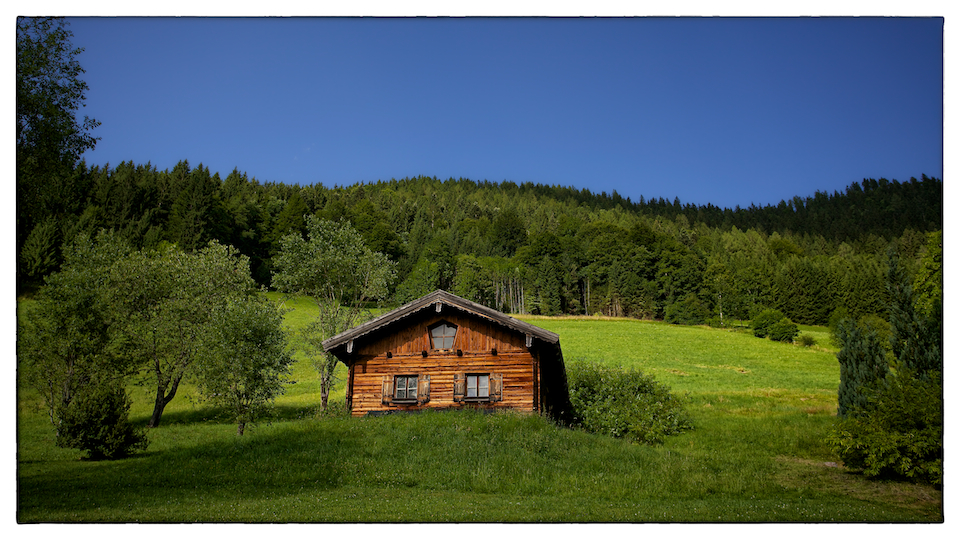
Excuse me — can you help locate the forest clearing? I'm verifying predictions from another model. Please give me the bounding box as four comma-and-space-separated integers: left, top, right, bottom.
16, 299, 943, 522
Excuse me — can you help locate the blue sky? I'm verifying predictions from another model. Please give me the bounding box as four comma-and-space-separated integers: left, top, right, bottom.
65, 15, 943, 209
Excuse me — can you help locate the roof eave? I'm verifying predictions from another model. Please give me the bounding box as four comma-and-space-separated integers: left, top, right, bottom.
321, 290, 559, 354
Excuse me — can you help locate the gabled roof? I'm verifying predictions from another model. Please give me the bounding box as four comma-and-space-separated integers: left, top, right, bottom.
322, 289, 559, 355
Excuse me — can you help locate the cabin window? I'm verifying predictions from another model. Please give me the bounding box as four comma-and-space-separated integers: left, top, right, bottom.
429, 322, 458, 350
395, 375, 418, 401
382, 374, 431, 406
453, 373, 502, 403
466, 374, 489, 399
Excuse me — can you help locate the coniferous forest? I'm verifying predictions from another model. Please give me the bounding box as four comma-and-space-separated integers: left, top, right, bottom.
17, 155, 942, 327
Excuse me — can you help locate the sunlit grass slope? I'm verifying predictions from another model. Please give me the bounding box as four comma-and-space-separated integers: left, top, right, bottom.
523, 316, 839, 415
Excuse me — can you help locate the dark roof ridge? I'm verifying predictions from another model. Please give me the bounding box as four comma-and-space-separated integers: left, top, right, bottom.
322, 289, 559, 352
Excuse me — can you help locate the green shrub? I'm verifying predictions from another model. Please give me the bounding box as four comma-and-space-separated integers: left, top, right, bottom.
751, 308, 785, 338
767, 318, 799, 343
831, 371, 943, 486
796, 333, 816, 347
55, 381, 148, 460
566, 360, 693, 445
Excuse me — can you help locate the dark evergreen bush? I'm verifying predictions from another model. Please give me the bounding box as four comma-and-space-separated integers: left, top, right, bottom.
566, 360, 693, 445
835, 319, 889, 417
796, 333, 817, 347
767, 317, 799, 342
832, 371, 943, 486
831, 250, 942, 485
55, 381, 148, 460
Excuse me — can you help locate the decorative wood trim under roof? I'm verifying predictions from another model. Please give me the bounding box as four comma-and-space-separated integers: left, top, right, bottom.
322, 290, 559, 354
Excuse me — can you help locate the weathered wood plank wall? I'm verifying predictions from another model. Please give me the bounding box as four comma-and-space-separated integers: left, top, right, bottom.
346, 313, 541, 416
357, 313, 527, 356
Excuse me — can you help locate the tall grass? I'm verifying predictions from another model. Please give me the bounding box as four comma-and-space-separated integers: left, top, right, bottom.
16, 300, 942, 522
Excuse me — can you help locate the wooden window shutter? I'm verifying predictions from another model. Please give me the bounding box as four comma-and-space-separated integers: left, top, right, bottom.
453, 373, 465, 402
417, 375, 431, 405
490, 373, 503, 402
381, 375, 394, 405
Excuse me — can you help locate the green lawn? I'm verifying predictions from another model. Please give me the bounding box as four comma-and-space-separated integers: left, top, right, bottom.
16, 299, 942, 522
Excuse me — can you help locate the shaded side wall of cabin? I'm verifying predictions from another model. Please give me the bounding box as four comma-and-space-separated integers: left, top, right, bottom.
344, 312, 542, 416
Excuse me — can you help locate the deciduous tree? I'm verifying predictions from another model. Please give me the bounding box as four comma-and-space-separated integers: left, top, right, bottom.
195, 295, 294, 435
18, 231, 131, 425
109, 241, 259, 427
16, 17, 98, 166
912, 230, 942, 326
17, 17, 100, 288
17, 231, 145, 458
272, 216, 396, 409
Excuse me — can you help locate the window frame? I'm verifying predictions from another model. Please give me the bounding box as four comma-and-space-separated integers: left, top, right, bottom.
382, 374, 431, 406
428, 321, 458, 350
394, 374, 419, 403
453, 372, 502, 403
466, 373, 490, 400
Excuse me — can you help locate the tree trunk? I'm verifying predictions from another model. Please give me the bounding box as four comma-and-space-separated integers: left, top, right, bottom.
320, 375, 330, 410
147, 373, 183, 428
237, 422, 245, 436
148, 389, 166, 428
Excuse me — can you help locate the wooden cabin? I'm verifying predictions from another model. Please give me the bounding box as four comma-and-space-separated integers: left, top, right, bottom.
322, 290, 573, 422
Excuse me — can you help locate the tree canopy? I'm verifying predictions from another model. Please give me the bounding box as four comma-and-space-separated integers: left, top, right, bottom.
272, 216, 396, 409
19, 161, 942, 328
109, 241, 261, 427
17, 17, 100, 288
17, 17, 99, 166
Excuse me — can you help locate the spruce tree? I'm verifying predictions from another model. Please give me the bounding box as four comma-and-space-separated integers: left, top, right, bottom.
886, 249, 941, 376
835, 248, 942, 417
535, 255, 563, 316
54, 380, 147, 459
835, 318, 889, 417
832, 248, 943, 484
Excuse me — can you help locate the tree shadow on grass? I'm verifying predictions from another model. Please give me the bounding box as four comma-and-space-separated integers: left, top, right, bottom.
17, 416, 362, 522
130, 403, 328, 429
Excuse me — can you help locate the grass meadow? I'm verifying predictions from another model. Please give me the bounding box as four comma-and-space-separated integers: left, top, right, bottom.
16, 294, 943, 522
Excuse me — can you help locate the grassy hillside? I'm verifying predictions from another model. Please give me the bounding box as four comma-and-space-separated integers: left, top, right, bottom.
16, 298, 942, 522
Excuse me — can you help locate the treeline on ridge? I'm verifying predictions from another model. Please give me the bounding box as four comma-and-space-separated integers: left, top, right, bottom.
18, 159, 942, 326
